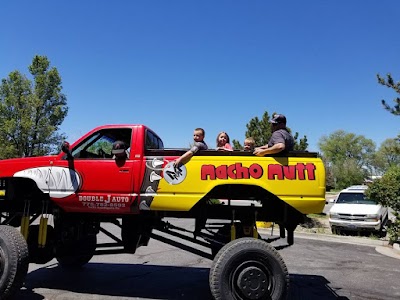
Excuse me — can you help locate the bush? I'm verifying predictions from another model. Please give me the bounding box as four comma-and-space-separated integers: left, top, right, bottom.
366, 165, 400, 244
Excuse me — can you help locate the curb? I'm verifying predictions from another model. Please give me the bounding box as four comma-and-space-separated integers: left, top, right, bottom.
258, 228, 388, 247
294, 231, 388, 246
375, 243, 400, 260
258, 228, 400, 260
393, 242, 400, 254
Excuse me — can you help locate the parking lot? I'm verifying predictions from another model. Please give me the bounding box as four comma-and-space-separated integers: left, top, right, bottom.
16, 219, 400, 300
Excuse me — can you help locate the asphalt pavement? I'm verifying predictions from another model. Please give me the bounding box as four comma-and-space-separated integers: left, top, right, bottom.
258, 216, 400, 260
19, 220, 399, 300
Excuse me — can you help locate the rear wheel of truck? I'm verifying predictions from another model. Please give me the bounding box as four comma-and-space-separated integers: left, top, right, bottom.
209, 237, 289, 300
55, 234, 97, 268
0, 225, 29, 300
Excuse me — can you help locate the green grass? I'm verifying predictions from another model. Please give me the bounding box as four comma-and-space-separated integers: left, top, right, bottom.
307, 213, 328, 219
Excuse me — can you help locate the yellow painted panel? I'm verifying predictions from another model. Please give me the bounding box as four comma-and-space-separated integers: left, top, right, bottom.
150, 155, 325, 214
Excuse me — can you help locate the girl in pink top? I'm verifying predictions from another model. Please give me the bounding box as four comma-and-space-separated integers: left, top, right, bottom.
216, 131, 233, 151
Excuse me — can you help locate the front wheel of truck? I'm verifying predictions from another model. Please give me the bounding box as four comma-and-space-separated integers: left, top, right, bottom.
0, 225, 29, 300
55, 234, 97, 268
209, 237, 289, 300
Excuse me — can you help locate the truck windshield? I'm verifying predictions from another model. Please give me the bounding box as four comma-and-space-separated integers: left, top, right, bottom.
336, 192, 377, 205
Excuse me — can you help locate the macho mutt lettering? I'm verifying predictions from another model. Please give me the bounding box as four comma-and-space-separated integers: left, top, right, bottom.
201, 162, 316, 181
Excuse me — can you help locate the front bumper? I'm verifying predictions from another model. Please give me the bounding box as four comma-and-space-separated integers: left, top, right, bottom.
329, 218, 382, 231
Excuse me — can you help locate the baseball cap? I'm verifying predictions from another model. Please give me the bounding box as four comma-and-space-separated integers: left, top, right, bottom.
269, 114, 286, 124
112, 140, 127, 155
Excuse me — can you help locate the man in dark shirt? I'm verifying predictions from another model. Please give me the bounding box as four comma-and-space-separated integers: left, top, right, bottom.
253, 114, 294, 156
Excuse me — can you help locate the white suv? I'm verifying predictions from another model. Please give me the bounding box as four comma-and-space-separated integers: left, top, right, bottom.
328, 185, 389, 235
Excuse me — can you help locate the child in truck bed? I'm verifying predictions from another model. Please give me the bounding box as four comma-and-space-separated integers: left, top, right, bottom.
243, 137, 255, 151
216, 131, 233, 151
174, 128, 208, 166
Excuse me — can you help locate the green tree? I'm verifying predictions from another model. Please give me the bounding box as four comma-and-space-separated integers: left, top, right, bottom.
321, 156, 335, 191
232, 111, 308, 150
377, 73, 400, 115
367, 72, 400, 244
0, 55, 68, 158
318, 130, 375, 189
332, 160, 367, 190
372, 138, 400, 175
366, 166, 400, 244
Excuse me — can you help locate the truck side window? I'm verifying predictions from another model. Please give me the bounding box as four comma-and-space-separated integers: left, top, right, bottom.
71, 129, 132, 159
145, 130, 164, 150
158, 136, 164, 149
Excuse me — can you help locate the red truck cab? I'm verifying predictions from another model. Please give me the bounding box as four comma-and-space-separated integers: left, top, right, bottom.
0, 124, 161, 214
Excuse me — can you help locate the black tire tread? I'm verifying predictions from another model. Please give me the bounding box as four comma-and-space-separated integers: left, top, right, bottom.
209, 237, 289, 300
0, 225, 29, 300
55, 235, 96, 268
27, 225, 55, 264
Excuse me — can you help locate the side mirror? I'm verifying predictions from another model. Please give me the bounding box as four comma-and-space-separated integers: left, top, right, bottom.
61, 141, 70, 153
61, 141, 73, 159
329, 198, 336, 203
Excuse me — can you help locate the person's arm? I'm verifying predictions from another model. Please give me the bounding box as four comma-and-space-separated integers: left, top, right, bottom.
224, 143, 233, 150
255, 145, 269, 150
217, 143, 233, 151
174, 142, 204, 166
174, 150, 194, 166
253, 143, 285, 156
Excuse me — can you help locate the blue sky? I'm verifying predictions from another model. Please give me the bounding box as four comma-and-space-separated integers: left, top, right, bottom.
1, 1, 399, 152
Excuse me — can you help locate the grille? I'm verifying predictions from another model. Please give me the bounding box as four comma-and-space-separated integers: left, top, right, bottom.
337, 214, 367, 221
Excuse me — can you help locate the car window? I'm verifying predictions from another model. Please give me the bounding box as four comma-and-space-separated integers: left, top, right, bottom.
71, 128, 132, 159
336, 192, 377, 205
145, 129, 164, 150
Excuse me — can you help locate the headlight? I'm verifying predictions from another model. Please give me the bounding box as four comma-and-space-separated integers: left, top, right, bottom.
366, 214, 379, 221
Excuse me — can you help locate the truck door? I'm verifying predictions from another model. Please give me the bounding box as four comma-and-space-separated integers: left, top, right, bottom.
54, 128, 136, 212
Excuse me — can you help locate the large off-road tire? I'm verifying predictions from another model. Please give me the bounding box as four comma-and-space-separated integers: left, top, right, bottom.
0, 225, 29, 300
55, 234, 96, 268
209, 237, 289, 300
27, 225, 55, 264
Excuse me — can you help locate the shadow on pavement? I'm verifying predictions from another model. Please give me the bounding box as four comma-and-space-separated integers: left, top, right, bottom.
17, 262, 212, 300
289, 274, 350, 300
17, 263, 348, 299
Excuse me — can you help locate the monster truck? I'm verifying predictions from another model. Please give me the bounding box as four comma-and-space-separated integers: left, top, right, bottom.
0, 124, 325, 300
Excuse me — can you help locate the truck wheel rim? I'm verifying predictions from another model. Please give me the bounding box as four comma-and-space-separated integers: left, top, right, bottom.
231, 261, 271, 300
